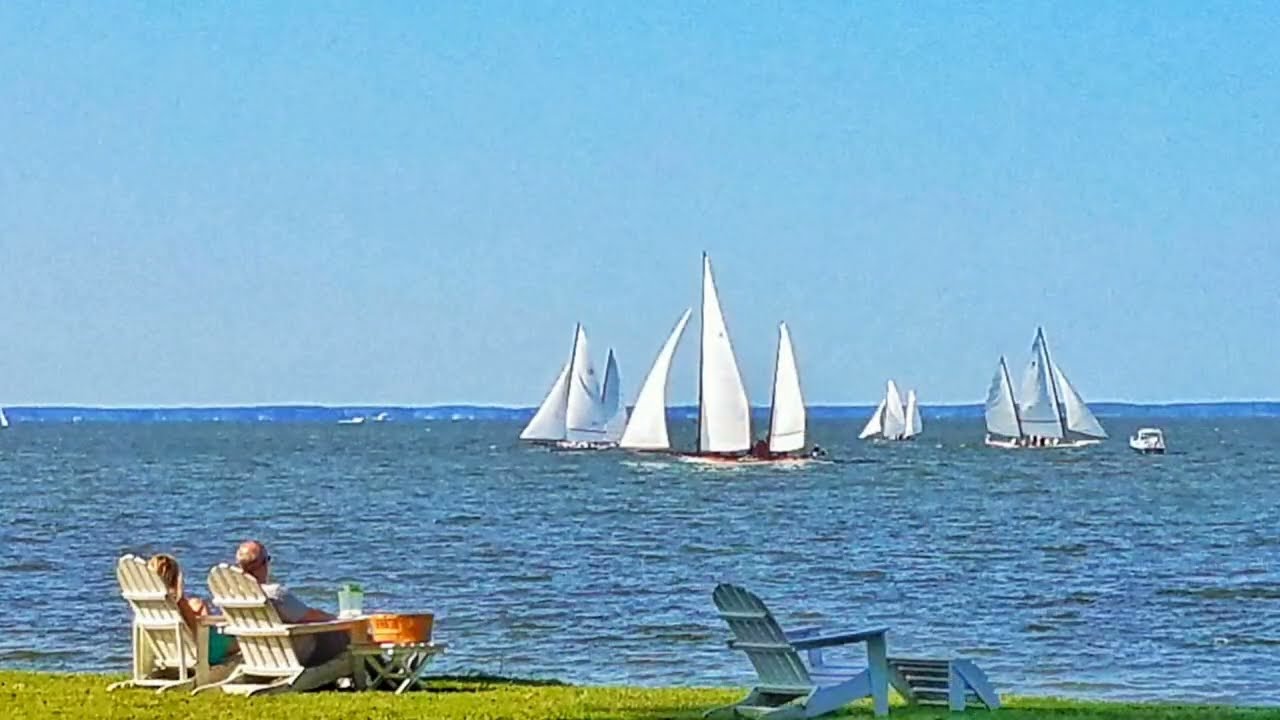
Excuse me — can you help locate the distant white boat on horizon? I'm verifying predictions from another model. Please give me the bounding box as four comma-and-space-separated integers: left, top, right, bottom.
984, 327, 1106, 449
1129, 427, 1166, 454
0, 407, 8, 429
858, 380, 921, 441
338, 416, 366, 425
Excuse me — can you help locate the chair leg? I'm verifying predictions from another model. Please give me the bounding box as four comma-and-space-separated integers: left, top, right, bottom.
154, 678, 196, 694
193, 666, 244, 695
865, 635, 890, 718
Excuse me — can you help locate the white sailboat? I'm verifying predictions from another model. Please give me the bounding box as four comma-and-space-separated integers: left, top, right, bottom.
520, 324, 609, 447
618, 309, 692, 451
984, 327, 1106, 449
858, 380, 914, 441
599, 349, 627, 444
0, 407, 8, 429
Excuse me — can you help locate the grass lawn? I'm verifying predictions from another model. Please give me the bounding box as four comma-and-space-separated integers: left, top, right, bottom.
2, 671, 1279, 720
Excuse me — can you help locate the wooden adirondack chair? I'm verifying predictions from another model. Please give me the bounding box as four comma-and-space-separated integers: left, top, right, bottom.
708, 583, 891, 719
196, 564, 361, 696
108, 554, 234, 693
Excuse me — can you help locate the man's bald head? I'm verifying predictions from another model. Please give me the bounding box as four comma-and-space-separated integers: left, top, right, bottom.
236, 540, 270, 582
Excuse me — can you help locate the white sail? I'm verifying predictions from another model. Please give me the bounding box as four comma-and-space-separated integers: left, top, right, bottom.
600, 349, 627, 443
564, 325, 606, 442
619, 309, 692, 450
985, 357, 1022, 438
858, 399, 886, 439
1054, 365, 1107, 438
767, 322, 805, 454
1018, 328, 1064, 439
882, 380, 907, 440
698, 255, 751, 454
904, 390, 923, 438
520, 329, 576, 441
0, 407, 8, 429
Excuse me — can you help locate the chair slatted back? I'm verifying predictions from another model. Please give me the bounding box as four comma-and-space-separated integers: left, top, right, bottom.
712, 583, 813, 694
116, 555, 197, 671
207, 564, 302, 676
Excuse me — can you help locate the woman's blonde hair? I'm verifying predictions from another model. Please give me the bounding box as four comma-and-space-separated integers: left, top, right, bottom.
147, 553, 184, 598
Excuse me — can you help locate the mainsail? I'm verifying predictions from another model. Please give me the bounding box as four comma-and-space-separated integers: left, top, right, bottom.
984, 356, 1022, 438
600, 349, 627, 443
0, 407, 8, 429
767, 322, 805, 454
1018, 328, 1064, 439
904, 389, 923, 439
882, 380, 907, 440
697, 254, 750, 454
619, 309, 692, 450
520, 327, 577, 441
564, 325, 605, 442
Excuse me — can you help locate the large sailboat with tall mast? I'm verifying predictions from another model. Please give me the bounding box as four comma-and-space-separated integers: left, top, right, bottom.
984, 327, 1107, 449
618, 253, 814, 464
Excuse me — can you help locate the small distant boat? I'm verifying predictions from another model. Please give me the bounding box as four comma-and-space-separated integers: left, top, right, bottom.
1129, 428, 1166, 454
0, 407, 8, 429
984, 327, 1106, 449
373, 412, 389, 422
338, 416, 366, 425
858, 381, 922, 441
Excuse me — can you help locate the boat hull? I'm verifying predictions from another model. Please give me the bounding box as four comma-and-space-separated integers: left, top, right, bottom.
674, 453, 821, 468
984, 437, 1101, 450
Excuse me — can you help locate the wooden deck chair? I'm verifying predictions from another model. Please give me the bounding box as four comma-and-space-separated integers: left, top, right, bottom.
708, 583, 891, 719
108, 554, 233, 693
196, 563, 360, 696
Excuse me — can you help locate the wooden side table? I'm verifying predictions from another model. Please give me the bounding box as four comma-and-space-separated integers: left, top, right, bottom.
351, 642, 447, 694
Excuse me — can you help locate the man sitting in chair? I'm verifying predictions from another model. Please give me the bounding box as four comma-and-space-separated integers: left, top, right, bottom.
235, 540, 349, 666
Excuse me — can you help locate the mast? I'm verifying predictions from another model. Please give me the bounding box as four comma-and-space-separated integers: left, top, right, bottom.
566, 324, 581, 415
695, 253, 706, 454
1000, 356, 1024, 437
1036, 327, 1067, 437
765, 323, 780, 446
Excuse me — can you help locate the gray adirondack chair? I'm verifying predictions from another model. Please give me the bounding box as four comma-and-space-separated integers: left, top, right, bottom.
708, 583, 891, 719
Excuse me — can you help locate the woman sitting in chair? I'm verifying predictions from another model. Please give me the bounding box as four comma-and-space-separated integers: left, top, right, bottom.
147, 554, 237, 665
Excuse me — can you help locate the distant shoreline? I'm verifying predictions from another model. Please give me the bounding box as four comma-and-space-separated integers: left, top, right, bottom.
1, 401, 1278, 423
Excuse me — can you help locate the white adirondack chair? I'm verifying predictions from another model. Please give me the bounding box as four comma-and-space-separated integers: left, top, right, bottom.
108, 554, 233, 693
197, 563, 361, 696
708, 583, 891, 719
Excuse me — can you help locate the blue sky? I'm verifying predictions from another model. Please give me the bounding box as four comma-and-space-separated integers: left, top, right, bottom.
2, 2, 1277, 406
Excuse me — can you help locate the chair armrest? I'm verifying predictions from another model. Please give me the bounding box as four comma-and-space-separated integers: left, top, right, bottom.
790, 626, 888, 650
226, 619, 364, 638
785, 626, 824, 640
284, 619, 364, 636
198, 615, 228, 627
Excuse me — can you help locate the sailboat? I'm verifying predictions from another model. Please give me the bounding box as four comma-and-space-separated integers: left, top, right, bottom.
984, 327, 1106, 449
858, 380, 920, 441
520, 324, 610, 448
0, 407, 8, 429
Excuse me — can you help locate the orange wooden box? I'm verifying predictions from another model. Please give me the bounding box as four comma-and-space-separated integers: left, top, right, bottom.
366, 613, 434, 644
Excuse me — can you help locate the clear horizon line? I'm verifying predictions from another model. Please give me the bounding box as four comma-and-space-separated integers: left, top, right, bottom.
5, 398, 1280, 411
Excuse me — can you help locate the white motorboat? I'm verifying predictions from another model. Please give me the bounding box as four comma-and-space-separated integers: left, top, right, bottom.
1128, 428, 1166, 454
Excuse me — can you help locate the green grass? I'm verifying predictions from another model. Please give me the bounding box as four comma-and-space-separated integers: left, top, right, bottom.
2, 672, 1279, 720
